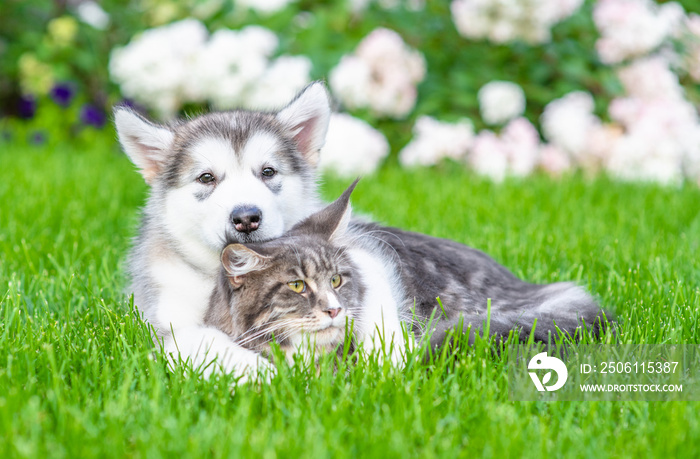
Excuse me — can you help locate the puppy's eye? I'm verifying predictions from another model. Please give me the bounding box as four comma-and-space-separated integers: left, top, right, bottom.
198, 173, 216, 184
287, 280, 306, 293
331, 274, 342, 288
261, 167, 276, 178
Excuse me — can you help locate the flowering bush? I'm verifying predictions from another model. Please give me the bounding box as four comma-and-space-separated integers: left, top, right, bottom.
3, 0, 700, 185
451, 0, 584, 44
593, 0, 683, 64
109, 19, 311, 117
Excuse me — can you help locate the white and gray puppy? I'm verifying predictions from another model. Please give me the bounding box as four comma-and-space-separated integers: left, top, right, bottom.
115, 83, 333, 379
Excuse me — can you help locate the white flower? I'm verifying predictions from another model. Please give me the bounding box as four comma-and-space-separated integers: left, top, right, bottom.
190, 26, 277, 108
593, 0, 685, 64
605, 132, 684, 184
540, 91, 601, 161
75, 1, 110, 30
110, 20, 311, 118
109, 19, 208, 118
348, 0, 373, 13
243, 56, 312, 110
237, 26, 280, 56
451, 0, 495, 42
351, 0, 425, 12
236, 0, 296, 14
319, 113, 390, 177
451, 0, 583, 44
399, 116, 474, 167
329, 56, 371, 111
478, 81, 526, 125
329, 28, 425, 118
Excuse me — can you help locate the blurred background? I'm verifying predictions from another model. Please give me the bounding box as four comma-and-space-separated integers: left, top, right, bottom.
1, 0, 699, 184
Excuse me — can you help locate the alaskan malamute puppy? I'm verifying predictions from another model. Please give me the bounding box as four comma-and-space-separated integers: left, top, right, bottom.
115, 83, 331, 379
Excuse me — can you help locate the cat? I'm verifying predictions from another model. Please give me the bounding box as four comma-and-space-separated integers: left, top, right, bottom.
205, 182, 365, 362
205, 180, 606, 363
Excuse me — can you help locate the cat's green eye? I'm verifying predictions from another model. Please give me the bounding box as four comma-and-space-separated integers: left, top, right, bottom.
287, 280, 306, 293
331, 274, 342, 288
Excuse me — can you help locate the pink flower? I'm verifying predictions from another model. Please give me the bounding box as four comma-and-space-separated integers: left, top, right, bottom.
616, 55, 684, 101
469, 130, 509, 182
500, 117, 540, 176
603, 57, 700, 184
466, 117, 541, 180
681, 14, 700, 83
541, 91, 600, 162
330, 28, 425, 119
593, 0, 684, 64
539, 144, 572, 176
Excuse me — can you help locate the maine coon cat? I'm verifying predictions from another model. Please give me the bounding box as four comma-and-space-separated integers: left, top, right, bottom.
206, 181, 606, 361
205, 186, 364, 361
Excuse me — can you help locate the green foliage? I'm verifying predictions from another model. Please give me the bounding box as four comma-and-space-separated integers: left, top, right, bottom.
2, 134, 700, 457
3, 0, 698, 150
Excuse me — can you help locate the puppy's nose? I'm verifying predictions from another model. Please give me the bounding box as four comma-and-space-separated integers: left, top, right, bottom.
230, 206, 262, 234
325, 308, 341, 319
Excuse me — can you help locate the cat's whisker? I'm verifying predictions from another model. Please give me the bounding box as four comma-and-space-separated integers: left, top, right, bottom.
236, 319, 300, 345
274, 329, 301, 344
360, 229, 407, 248
255, 321, 308, 346
235, 320, 275, 340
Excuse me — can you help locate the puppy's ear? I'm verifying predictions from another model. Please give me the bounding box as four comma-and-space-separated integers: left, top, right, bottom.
276, 81, 331, 167
290, 179, 358, 242
221, 244, 271, 288
114, 107, 175, 185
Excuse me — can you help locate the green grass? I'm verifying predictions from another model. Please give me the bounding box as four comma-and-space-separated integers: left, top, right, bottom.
2, 134, 700, 458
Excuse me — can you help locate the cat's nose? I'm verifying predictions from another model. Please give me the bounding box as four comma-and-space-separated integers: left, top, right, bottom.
230, 205, 262, 234
325, 308, 341, 319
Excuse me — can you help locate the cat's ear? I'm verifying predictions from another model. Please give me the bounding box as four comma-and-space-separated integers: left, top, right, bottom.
221, 244, 270, 288
276, 81, 331, 167
291, 179, 358, 242
114, 107, 175, 185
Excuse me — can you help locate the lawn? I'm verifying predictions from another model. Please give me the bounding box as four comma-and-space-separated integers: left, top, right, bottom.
1, 134, 700, 458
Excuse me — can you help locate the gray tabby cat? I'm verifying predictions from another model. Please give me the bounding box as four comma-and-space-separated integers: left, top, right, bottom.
206, 181, 605, 361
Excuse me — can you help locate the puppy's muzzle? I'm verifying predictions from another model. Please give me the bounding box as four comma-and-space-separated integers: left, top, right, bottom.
230, 205, 262, 234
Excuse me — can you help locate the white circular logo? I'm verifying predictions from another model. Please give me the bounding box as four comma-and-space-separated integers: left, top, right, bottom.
527, 352, 568, 392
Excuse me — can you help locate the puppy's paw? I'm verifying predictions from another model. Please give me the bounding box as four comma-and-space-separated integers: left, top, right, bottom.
163, 327, 277, 386
216, 347, 277, 385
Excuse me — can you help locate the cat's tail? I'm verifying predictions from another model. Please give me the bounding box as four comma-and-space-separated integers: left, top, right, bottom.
427, 282, 610, 349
